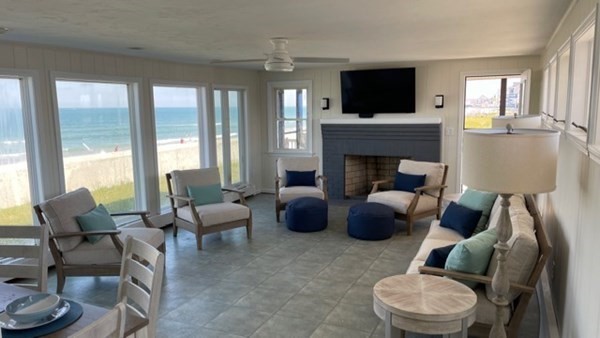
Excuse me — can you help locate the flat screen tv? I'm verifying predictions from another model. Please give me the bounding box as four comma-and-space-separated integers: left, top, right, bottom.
340, 67, 415, 117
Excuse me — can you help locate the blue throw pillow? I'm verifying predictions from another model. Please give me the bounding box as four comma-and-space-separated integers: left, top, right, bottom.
187, 183, 224, 206
440, 202, 482, 238
393, 172, 426, 192
458, 189, 498, 235
75, 204, 117, 244
445, 228, 498, 288
286, 170, 316, 187
424, 244, 456, 268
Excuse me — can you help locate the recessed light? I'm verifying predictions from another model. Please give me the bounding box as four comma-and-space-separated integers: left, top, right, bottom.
0, 27, 9, 35
128, 47, 144, 50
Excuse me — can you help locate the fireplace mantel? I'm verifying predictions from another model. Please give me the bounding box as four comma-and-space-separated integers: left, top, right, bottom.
321, 120, 441, 199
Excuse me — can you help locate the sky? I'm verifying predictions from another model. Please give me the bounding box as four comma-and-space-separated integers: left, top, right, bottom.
466, 77, 522, 99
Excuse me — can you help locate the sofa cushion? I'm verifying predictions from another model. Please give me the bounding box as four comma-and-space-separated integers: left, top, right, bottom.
187, 183, 224, 206
458, 189, 498, 235
445, 228, 497, 288
398, 160, 445, 198
486, 205, 537, 302
424, 244, 456, 268
474, 287, 511, 325
440, 202, 482, 238
75, 204, 117, 244
367, 191, 438, 214
286, 170, 316, 187
279, 186, 325, 203
393, 172, 426, 193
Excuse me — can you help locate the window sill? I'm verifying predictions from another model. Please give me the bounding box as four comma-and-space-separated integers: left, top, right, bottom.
589, 145, 600, 165
268, 150, 314, 156
565, 129, 588, 155
551, 122, 566, 132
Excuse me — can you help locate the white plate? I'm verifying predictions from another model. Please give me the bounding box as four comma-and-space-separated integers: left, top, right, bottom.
0, 299, 70, 330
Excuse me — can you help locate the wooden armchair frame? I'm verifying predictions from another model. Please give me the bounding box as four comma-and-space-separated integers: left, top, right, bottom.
418, 195, 551, 338
165, 172, 252, 250
370, 164, 448, 235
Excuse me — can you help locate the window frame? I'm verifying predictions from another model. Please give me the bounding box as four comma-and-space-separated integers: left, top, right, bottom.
554, 39, 571, 131
267, 80, 313, 154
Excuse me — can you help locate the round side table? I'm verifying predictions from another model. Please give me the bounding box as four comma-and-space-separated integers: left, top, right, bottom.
373, 274, 477, 338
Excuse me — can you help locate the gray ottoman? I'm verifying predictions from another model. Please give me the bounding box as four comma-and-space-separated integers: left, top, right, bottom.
347, 202, 395, 240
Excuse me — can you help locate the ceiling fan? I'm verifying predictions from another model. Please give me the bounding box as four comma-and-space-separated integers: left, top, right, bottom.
210, 38, 350, 72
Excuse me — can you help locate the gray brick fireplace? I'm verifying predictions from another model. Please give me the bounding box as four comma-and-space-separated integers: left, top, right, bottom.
321, 119, 442, 199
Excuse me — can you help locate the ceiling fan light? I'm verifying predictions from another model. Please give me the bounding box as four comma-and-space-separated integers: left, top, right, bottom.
264, 61, 294, 72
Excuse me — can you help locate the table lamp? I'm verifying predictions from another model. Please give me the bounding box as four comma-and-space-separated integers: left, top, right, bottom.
462, 126, 559, 338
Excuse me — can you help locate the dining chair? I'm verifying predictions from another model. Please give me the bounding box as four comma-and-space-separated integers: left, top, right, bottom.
117, 236, 165, 338
0, 224, 49, 292
68, 302, 126, 338
34, 187, 165, 293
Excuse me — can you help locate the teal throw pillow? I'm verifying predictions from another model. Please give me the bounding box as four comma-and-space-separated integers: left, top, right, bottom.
445, 228, 497, 288
458, 189, 498, 235
393, 172, 426, 192
75, 204, 117, 244
187, 183, 224, 206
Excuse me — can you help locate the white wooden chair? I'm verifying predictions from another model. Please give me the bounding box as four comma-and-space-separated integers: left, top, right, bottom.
0, 224, 49, 292
68, 302, 126, 338
368, 160, 448, 235
166, 167, 252, 250
117, 236, 165, 338
275, 156, 328, 222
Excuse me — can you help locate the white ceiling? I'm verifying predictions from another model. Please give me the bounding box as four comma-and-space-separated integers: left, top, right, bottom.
0, 0, 572, 70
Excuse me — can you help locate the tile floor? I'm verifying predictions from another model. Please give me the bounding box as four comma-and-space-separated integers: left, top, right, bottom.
47, 194, 539, 337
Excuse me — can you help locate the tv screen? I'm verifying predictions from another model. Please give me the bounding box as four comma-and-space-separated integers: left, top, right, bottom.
340, 68, 416, 115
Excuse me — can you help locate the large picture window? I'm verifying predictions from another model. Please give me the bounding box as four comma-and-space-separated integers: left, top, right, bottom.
213, 88, 246, 186
268, 81, 312, 152
54, 79, 138, 213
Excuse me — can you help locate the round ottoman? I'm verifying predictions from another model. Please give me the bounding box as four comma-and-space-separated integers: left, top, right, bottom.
286, 197, 328, 232
347, 202, 395, 240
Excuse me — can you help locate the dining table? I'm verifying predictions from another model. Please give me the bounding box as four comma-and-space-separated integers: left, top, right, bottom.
0, 283, 148, 337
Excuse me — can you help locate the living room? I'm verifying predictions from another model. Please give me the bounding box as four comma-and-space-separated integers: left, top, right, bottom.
0, 0, 597, 337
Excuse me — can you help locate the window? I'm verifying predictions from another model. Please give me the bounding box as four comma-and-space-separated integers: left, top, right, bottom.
547, 58, 558, 123
555, 42, 571, 127
213, 88, 246, 186
463, 75, 527, 129
569, 16, 595, 137
54, 78, 140, 213
0, 75, 38, 224
268, 81, 312, 152
153, 85, 206, 209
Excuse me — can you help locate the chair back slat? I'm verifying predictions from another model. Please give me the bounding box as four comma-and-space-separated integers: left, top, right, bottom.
0, 225, 48, 292
123, 259, 154, 287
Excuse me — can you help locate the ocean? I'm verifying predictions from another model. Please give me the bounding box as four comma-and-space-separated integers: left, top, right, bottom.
0, 107, 239, 162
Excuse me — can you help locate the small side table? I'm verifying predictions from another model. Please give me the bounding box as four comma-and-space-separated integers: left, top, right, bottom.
373, 274, 477, 338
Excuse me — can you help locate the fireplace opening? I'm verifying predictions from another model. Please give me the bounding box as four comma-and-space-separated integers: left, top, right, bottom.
344, 155, 408, 199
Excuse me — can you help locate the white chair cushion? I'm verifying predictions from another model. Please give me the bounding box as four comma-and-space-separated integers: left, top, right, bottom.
39, 188, 96, 252
367, 190, 438, 214
62, 227, 164, 265
406, 260, 424, 274
398, 160, 446, 198
177, 203, 250, 227
277, 156, 319, 187
475, 287, 511, 325
170, 168, 222, 207
279, 186, 325, 203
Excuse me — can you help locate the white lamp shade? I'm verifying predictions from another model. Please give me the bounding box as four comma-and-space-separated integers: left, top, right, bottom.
491, 115, 542, 129
462, 129, 560, 194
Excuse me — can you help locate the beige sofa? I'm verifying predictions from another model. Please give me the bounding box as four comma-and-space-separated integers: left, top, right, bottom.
409, 194, 551, 338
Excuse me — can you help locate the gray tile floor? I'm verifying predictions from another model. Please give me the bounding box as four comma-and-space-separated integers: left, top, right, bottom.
48, 194, 539, 337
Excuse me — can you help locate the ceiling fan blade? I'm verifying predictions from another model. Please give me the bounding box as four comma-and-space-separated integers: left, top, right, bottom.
293, 57, 350, 63
210, 58, 267, 64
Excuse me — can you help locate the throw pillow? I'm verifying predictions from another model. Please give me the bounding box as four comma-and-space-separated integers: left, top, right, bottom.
75, 204, 117, 244
440, 202, 482, 238
458, 189, 498, 235
187, 183, 224, 206
424, 244, 456, 268
393, 172, 426, 192
445, 228, 498, 288
286, 170, 316, 187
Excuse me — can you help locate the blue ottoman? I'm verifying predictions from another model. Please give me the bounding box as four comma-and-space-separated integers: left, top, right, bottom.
347, 202, 395, 240
286, 197, 328, 232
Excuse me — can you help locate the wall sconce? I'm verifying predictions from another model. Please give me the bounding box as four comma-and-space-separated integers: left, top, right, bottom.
321, 98, 330, 110
435, 95, 444, 109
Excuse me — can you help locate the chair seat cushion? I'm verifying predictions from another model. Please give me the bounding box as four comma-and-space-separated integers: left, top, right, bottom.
62, 227, 165, 265
177, 203, 250, 227
279, 186, 324, 203
367, 190, 438, 214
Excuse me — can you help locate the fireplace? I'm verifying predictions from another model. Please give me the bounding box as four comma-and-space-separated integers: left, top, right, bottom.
321, 119, 441, 199
344, 155, 407, 198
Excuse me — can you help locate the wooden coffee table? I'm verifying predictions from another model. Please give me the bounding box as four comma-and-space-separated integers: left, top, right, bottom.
373, 274, 477, 338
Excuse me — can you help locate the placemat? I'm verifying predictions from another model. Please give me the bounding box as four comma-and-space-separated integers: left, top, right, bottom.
1, 300, 83, 338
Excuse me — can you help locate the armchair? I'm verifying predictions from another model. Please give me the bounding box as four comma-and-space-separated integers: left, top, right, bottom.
34, 187, 165, 293
275, 156, 328, 222
367, 159, 448, 235
166, 167, 252, 250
